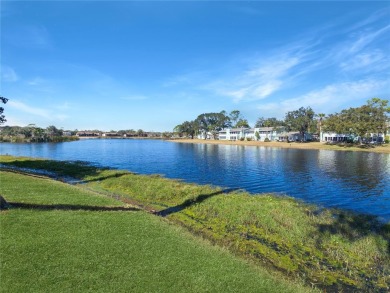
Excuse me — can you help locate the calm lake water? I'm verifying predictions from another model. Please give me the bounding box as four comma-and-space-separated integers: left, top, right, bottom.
1, 139, 389, 221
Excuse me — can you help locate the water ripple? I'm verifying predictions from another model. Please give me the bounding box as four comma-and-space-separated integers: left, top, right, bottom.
1, 140, 389, 221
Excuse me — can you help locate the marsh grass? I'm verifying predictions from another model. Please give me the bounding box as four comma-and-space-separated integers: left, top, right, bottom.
1, 155, 389, 292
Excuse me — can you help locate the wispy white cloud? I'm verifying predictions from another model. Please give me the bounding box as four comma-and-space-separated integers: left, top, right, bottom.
2, 116, 29, 127
347, 24, 390, 54
257, 78, 389, 119
323, 21, 390, 75
8, 100, 70, 123
204, 55, 302, 102
161, 9, 388, 107
344, 7, 390, 33
199, 8, 389, 106
340, 50, 389, 72
9, 100, 51, 119
1, 66, 19, 82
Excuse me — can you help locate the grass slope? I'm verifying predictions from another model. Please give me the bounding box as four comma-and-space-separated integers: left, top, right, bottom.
0, 170, 309, 293
87, 173, 390, 292
1, 155, 389, 292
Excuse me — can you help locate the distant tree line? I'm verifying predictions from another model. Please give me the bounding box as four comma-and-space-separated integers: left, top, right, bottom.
0, 97, 75, 143
174, 98, 390, 143
0, 125, 78, 143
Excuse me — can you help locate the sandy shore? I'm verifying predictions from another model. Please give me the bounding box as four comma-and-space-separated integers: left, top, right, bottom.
170, 139, 390, 154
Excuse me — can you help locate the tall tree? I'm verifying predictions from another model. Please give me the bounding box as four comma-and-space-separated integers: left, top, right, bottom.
174, 120, 197, 139
46, 125, 63, 137
316, 113, 326, 135
0, 96, 9, 124
229, 110, 241, 127
195, 111, 230, 139
255, 117, 265, 128
236, 119, 250, 128
255, 117, 284, 128
285, 107, 315, 141
366, 98, 390, 134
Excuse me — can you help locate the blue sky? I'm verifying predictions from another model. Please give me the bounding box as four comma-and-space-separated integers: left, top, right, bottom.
1, 1, 389, 131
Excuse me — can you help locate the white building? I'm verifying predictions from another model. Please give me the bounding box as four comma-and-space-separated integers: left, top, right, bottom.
245, 127, 274, 141
197, 130, 213, 140
218, 128, 247, 140
320, 131, 386, 143
218, 127, 295, 141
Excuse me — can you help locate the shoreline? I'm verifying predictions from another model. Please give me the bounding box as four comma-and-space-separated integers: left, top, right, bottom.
169, 139, 390, 154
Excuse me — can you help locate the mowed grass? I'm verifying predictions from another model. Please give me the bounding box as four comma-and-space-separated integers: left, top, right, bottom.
0, 171, 311, 293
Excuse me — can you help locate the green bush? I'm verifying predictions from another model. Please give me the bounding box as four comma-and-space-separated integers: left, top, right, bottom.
264, 138, 270, 142
246, 137, 252, 141
385, 135, 390, 144
239, 137, 245, 141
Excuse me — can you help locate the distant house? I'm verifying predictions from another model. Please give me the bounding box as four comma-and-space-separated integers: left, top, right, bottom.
76, 131, 101, 137
146, 132, 162, 138
102, 132, 119, 137
122, 132, 161, 138
124, 133, 138, 138
287, 132, 313, 142
320, 132, 353, 143
320, 131, 385, 143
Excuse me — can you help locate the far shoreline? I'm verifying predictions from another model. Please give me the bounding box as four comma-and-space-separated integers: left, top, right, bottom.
169, 138, 390, 154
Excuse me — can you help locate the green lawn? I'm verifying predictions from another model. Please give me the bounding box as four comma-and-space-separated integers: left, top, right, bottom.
0, 170, 310, 293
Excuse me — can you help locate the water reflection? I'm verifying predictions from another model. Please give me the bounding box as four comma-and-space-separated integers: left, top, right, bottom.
317, 151, 387, 194
1, 140, 389, 220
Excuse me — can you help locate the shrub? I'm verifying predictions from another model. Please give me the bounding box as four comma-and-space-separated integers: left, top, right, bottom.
264, 138, 270, 142
385, 135, 390, 144
246, 137, 252, 141
239, 137, 245, 141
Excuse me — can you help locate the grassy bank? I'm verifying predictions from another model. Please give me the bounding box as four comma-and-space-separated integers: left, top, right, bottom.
1, 155, 389, 292
0, 170, 310, 293
170, 139, 390, 154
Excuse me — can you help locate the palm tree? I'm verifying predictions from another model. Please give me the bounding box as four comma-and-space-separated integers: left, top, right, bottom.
317, 113, 326, 141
